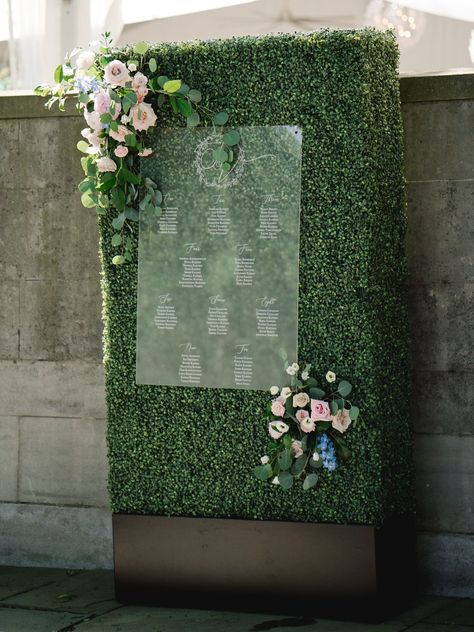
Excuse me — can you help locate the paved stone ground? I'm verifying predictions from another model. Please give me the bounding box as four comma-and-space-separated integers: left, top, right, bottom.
0, 567, 473, 632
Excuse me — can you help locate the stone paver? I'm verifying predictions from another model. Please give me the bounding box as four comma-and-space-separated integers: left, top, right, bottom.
0, 567, 472, 632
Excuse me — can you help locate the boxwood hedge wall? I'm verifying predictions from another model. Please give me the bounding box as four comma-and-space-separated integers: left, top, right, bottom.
100, 29, 412, 525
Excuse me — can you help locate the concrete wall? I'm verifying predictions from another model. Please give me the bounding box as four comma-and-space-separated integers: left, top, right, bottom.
0, 76, 473, 595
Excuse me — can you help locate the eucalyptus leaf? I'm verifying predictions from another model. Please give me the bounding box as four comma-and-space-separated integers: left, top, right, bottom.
148, 57, 157, 73
124, 208, 139, 221
80, 193, 96, 208
177, 98, 193, 117
349, 406, 360, 421
111, 233, 122, 247
291, 455, 307, 476
122, 91, 137, 114
212, 148, 228, 163
186, 111, 200, 127
112, 255, 125, 265
278, 449, 292, 471
223, 129, 240, 146
188, 89, 202, 102
76, 140, 90, 154
133, 41, 149, 56
157, 76, 169, 88
163, 79, 182, 93
338, 380, 352, 397
278, 471, 294, 490
112, 213, 125, 231
253, 464, 273, 481
303, 473, 319, 490
309, 387, 325, 399
221, 162, 231, 172
213, 111, 229, 126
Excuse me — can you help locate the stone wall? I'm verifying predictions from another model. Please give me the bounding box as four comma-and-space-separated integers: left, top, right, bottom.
0, 75, 473, 595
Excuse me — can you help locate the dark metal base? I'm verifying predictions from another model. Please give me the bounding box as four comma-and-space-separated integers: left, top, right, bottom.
113, 513, 415, 621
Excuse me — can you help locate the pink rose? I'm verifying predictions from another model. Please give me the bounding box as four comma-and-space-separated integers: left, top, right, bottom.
132, 71, 148, 89
76, 51, 95, 70
109, 124, 130, 143
311, 399, 331, 421
295, 409, 309, 423
96, 156, 117, 173
271, 397, 286, 418
130, 102, 157, 131
94, 90, 111, 115
114, 145, 129, 158
268, 420, 289, 440
291, 440, 304, 458
138, 148, 153, 157
104, 60, 131, 87
135, 85, 149, 103
331, 409, 352, 434
83, 109, 101, 131
300, 417, 316, 433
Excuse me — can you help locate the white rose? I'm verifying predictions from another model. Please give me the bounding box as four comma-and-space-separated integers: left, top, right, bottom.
127, 62, 137, 72
292, 362, 299, 372
280, 387, 292, 399
293, 392, 310, 408
326, 371, 336, 383
272, 477, 280, 485
76, 51, 95, 70
286, 365, 296, 376
120, 115, 130, 124
268, 421, 289, 440
312, 451, 320, 462
260, 455, 270, 465
270, 386, 279, 396
301, 371, 309, 381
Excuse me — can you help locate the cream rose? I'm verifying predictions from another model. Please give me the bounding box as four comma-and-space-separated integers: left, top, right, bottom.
130, 102, 157, 131
331, 409, 352, 433
104, 60, 131, 87
296, 409, 309, 424
260, 455, 270, 465
76, 51, 95, 70
326, 370, 336, 383
280, 387, 292, 399
132, 71, 148, 89
293, 392, 309, 408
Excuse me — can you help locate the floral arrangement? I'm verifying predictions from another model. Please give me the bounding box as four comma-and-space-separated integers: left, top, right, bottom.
254, 363, 360, 490
35, 33, 239, 265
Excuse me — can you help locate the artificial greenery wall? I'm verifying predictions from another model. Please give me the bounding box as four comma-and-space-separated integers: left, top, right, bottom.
100, 29, 412, 525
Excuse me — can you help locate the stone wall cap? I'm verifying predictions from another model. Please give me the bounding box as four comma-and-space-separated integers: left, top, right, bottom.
400, 70, 474, 103
0, 91, 79, 119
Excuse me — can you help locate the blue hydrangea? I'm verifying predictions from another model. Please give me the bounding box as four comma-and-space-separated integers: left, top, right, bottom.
74, 76, 100, 94
317, 434, 338, 472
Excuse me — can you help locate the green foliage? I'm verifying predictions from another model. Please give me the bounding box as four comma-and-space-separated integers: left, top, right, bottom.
100, 30, 412, 525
